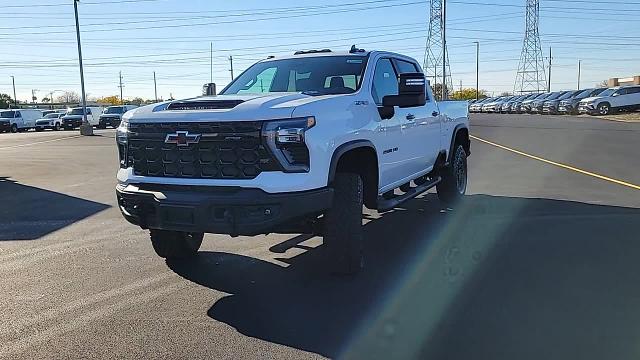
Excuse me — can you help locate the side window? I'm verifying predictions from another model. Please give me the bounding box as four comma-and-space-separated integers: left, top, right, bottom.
394, 59, 430, 102
627, 87, 640, 95
87, 109, 92, 115
395, 60, 419, 74
615, 89, 627, 96
15, 111, 21, 118
238, 67, 277, 94
371, 58, 398, 106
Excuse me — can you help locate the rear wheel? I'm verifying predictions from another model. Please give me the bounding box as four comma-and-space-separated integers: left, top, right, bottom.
437, 144, 468, 207
323, 172, 364, 275
149, 230, 203, 259
10, 124, 18, 133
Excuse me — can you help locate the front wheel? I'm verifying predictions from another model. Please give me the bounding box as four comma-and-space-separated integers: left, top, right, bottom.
437, 144, 468, 207
149, 230, 203, 259
323, 172, 364, 275
597, 103, 610, 115
54, 123, 61, 131
10, 124, 18, 133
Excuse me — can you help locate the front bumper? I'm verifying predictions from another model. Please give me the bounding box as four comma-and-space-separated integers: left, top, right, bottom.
578, 103, 596, 114
100, 116, 120, 126
63, 118, 83, 128
116, 183, 333, 236
542, 104, 558, 114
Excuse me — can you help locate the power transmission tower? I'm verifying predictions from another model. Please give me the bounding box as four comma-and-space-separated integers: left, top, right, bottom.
423, 0, 452, 100
514, 0, 546, 94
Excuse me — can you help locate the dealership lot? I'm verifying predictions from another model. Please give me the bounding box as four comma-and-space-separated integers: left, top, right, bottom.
1, 114, 639, 359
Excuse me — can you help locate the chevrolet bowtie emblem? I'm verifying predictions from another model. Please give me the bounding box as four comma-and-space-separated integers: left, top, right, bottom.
165, 131, 201, 147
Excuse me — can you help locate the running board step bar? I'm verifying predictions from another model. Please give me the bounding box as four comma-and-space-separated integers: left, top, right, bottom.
376, 176, 442, 212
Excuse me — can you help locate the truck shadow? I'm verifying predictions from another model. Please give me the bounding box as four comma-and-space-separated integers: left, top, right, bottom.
0, 177, 110, 240
168, 194, 640, 359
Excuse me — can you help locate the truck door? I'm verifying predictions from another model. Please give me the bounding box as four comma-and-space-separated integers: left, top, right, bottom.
392, 59, 441, 176
371, 57, 407, 189
14, 111, 23, 129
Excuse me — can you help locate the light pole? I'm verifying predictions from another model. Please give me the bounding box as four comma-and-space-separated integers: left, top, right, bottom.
10, 76, 17, 107
577, 60, 581, 90
73, 0, 92, 136
49, 90, 64, 109
473, 41, 479, 101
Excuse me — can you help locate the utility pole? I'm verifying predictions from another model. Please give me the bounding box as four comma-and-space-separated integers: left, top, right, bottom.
459, 80, 462, 93
210, 42, 213, 83
229, 56, 234, 81
153, 71, 158, 102
118, 71, 124, 105
442, 0, 447, 100
10, 76, 17, 107
547, 46, 552, 92
31, 89, 39, 104
474, 41, 479, 100
577, 60, 581, 90
73, 0, 92, 136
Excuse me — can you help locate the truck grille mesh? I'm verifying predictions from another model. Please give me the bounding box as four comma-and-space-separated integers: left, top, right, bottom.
126, 122, 281, 179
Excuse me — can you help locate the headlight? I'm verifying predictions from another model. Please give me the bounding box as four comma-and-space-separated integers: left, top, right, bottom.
262, 117, 315, 173
116, 118, 129, 168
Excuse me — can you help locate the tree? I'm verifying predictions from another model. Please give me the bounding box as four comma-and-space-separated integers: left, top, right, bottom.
55, 91, 80, 104
96, 95, 121, 105
42, 97, 51, 103
596, 80, 609, 88
450, 88, 488, 101
0, 93, 15, 108
432, 83, 450, 101
125, 97, 145, 105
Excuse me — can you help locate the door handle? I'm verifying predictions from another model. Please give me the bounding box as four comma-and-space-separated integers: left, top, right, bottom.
406, 114, 416, 121
432, 111, 439, 117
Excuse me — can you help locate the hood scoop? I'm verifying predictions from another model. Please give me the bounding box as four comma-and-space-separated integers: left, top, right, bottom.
166, 99, 244, 111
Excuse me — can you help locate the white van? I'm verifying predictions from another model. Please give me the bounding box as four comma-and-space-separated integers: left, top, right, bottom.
61, 107, 103, 130
0, 109, 43, 133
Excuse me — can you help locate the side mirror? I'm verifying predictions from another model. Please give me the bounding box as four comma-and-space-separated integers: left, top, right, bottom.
382, 72, 427, 108
203, 83, 217, 96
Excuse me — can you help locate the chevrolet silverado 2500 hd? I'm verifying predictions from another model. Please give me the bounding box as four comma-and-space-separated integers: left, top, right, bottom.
115, 48, 470, 273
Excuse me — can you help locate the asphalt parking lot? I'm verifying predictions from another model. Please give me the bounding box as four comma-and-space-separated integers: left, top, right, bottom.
1, 114, 639, 359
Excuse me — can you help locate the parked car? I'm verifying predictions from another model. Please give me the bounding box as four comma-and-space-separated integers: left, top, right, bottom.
0, 109, 43, 133
530, 92, 567, 114
542, 90, 581, 115
115, 48, 470, 272
482, 96, 509, 113
469, 97, 492, 112
35, 112, 65, 131
98, 105, 138, 129
558, 88, 606, 115
520, 93, 549, 113
578, 85, 640, 115
508, 93, 537, 114
491, 96, 516, 113
502, 95, 528, 113
61, 106, 103, 130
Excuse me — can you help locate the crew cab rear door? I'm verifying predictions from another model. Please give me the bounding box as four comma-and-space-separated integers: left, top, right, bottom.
392, 58, 440, 176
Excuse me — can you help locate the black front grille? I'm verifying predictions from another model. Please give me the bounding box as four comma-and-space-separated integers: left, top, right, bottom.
166, 100, 244, 110
126, 122, 281, 179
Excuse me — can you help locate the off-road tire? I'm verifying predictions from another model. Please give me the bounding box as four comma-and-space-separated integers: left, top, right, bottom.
323, 172, 364, 275
437, 144, 468, 207
149, 230, 203, 259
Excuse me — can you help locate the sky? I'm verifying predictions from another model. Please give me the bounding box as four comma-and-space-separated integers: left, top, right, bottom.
1, 0, 639, 102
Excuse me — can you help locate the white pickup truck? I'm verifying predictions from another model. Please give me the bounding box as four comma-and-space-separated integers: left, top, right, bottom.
115, 48, 470, 273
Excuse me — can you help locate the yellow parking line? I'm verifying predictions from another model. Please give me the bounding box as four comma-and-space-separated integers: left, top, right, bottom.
470, 135, 640, 191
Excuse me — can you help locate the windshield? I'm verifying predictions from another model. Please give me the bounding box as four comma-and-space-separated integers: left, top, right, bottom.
67, 108, 85, 115
574, 89, 594, 99
104, 107, 125, 114
0, 111, 16, 118
222, 56, 367, 95
596, 88, 616, 97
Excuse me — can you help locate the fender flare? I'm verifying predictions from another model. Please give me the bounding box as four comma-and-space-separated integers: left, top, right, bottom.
327, 140, 377, 184
447, 124, 470, 162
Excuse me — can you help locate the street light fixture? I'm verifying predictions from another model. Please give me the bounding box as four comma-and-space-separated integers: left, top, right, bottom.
73, 0, 93, 136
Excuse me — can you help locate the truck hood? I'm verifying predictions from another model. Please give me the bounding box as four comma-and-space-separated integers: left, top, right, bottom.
579, 96, 603, 103
125, 93, 340, 123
